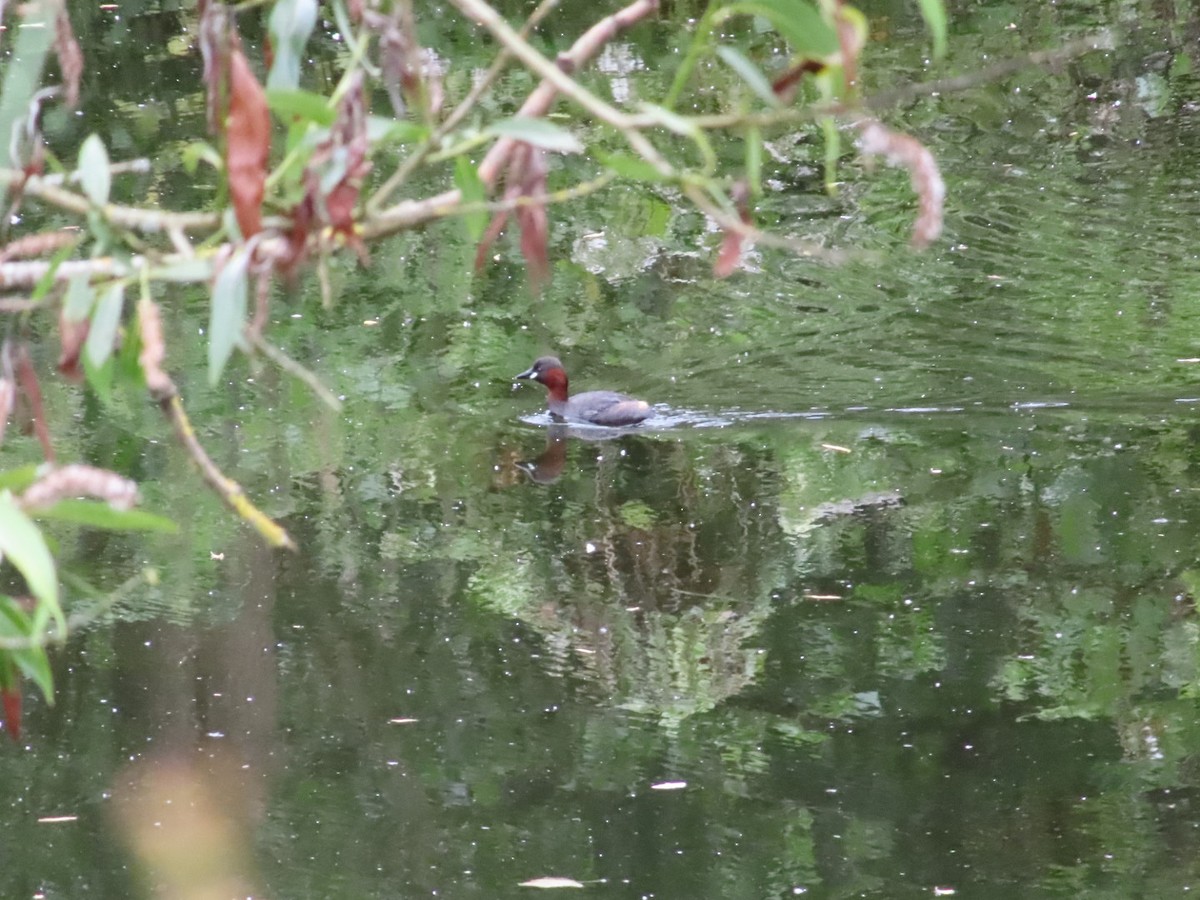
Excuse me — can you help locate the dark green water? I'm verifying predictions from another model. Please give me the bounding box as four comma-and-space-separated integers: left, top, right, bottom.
6, 2, 1200, 898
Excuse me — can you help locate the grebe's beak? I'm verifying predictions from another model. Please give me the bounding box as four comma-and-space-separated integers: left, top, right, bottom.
515, 365, 536, 380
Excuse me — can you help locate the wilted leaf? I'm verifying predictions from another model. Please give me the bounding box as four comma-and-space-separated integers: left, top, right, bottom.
77, 134, 111, 207
0, 677, 20, 742
226, 49, 270, 238
487, 117, 584, 154
0, 493, 60, 621
53, 5, 83, 109
454, 156, 487, 242
32, 500, 176, 534
209, 248, 250, 385
518, 877, 585, 889
857, 119, 945, 248
714, 179, 753, 278
267, 0, 319, 90
715, 46, 781, 108
84, 283, 124, 369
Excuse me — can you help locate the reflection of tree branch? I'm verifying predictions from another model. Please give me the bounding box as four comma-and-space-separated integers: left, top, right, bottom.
867, 30, 1114, 110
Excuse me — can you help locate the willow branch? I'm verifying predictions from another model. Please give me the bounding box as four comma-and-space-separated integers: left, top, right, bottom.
451, 0, 669, 180
0, 167, 219, 234
158, 394, 296, 550
367, 0, 563, 214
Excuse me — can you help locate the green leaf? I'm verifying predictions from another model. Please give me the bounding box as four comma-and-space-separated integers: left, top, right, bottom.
32, 500, 178, 534
0, 465, 39, 494
267, 0, 319, 90
715, 46, 782, 108
453, 156, 488, 242
85, 283, 125, 369
32, 241, 80, 304
0, 493, 61, 635
0, 7, 54, 212
77, 134, 112, 207
181, 141, 223, 175
744, 0, 837, 57
0, 600, 53, 701
598, 152, 670, 183
746, 124, 763, 196
916, 0, 947, 59
63, 273, 94, 323
266, 88, 335, 126
486, 117, 584, 153
208, 249, 250, 386
367, 117, 428, 144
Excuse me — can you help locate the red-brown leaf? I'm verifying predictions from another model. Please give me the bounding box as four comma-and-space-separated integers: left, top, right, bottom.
713, 179, 753, 278
198, 1, 231, 135
57, 312, 89, 383
13, 343, 54, 461
54, 6, 83, 109
226, 49, 269, 239
1, 683, 21, 743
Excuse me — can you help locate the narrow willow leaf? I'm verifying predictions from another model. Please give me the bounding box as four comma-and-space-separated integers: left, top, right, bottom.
77, 134, 112, 207
747, 0, 837, 57
0, 9, 54, 211
32, 500, 178, 534
715, 46, 781, 108
453, 156, 488, 242
63, 274, 94, 323
208, 249, 250, 386
85, 283, 125, 369
598, 152, 669, 182
916, 0, 948, 59
0, 494, 60, 621
486, 117, 584, 153
0, 602, 53, 701
267, 0, 319, 90
368, 117, 428, 144
518, 877, 585, 889
266, 88, 335, 126
746, 124, 763, 196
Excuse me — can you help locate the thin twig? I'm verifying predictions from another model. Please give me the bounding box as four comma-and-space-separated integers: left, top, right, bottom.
158, 394, 296, 550
246, 331, 343, 412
